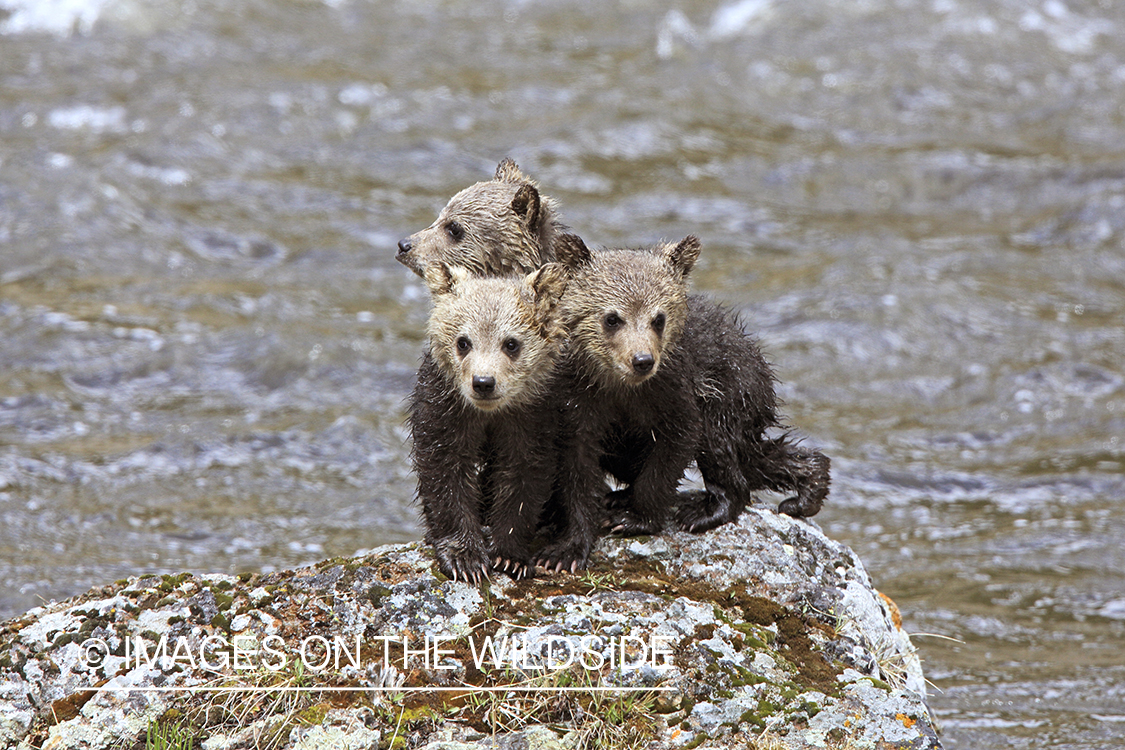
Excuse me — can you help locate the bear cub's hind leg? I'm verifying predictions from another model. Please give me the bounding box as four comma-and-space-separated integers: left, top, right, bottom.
776, 448, 831, 519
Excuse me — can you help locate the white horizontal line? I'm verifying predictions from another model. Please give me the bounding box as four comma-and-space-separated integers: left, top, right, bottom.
91, 685, 674, 694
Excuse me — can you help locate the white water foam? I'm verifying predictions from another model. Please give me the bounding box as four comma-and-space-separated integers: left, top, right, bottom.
0, 0, 115, 36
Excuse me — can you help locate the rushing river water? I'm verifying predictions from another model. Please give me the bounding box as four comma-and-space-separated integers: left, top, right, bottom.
2, 0, 1124, 747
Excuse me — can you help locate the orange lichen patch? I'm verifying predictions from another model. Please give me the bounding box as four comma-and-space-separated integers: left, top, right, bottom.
49, 689, 96, 724
896, 712, 916, 728
878, 591, 903, 629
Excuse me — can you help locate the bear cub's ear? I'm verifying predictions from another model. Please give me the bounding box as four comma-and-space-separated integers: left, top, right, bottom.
510, 184, 542, 234
494, 158, 530, 184
423, 262, 469, 296
495, 158, 543, 234
554, 233, 592, 271
525, 262, 569, 303
664, 235, 702, 280
522, 262, 569, 326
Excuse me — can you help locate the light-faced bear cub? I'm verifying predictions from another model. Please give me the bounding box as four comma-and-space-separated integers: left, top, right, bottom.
409, 262, 569, 583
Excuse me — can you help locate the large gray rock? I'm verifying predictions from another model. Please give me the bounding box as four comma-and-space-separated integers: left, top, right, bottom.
0, 510, 941, 749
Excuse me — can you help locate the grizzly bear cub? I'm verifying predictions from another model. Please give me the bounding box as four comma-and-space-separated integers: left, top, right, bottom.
397, 159, 570, 278
409, 261, 570, 583
536, 236, 831, 573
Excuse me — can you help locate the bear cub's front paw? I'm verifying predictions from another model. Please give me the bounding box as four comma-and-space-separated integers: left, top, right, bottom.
490, 540, 534, 580
432, 537, 491, 584
535, 537, 592, 574
602, 488, 664, 536
605, 509, 663, 537
676, 489, 738, 533
602, 489, 662, 536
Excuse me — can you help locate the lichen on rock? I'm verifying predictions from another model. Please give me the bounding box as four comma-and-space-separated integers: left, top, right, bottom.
0, 510, 941, 749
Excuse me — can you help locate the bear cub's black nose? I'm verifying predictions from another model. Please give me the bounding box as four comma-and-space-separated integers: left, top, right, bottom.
472, 375, 496, 395
632, 353, 655, 374
397, 238, 412, 256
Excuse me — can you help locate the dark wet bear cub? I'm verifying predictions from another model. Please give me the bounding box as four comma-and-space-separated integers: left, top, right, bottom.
537, 237, 705, 571
537, 236, 830, 572
397, 158, 569, 278
409, 262, 569, 583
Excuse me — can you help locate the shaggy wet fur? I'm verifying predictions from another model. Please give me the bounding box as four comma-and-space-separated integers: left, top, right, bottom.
537, 238, 830, 572
397, 159, 570, 277
409, 263, 569, 583
671, 296, 830, 530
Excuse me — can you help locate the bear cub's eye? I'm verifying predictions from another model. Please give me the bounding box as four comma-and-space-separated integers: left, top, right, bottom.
446, 221, 465, 242
502, 338, 522, 357
652, 312, 666, 335
456, 336, 472, 356
603, 312, 623, 331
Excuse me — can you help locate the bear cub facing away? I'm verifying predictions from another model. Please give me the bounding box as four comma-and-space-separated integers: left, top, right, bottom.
397, 158, 569, 278
537, 236, 831, 572
409, 261, 570, 583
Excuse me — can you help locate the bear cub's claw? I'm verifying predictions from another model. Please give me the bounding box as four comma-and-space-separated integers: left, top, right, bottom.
604, 510, 663, 537
535, 538, 591, 575
676, 489, 739, 533
493, 556, 533, 580
433, 541, 491, 585
602, 489, 664, 536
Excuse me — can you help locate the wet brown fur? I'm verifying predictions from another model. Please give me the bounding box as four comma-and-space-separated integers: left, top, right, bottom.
397, 159, 570, 277
409, 263, 569, 583
398, 165, 828, 577
537, 237, 831, 572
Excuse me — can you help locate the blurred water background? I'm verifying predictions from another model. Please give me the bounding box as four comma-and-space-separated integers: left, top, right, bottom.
1, 0, 1123, 746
